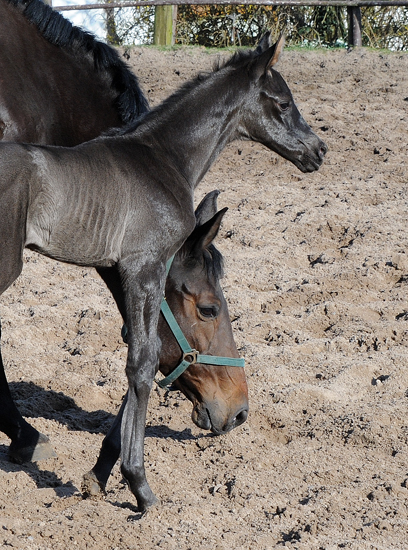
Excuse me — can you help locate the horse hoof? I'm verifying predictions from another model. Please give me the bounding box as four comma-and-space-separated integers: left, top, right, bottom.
137, 492, 160, 513
9, 433, 56, 464
139, 499, 160, 516
82, 470, 106, 498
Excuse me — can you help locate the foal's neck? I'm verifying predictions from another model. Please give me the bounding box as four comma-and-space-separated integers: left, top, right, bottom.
138, 67, 246, 189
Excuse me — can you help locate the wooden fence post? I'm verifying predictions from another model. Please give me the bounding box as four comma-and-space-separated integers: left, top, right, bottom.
154, 5, 177, 46
106, 0, 121, 43
347, 6, 362, 47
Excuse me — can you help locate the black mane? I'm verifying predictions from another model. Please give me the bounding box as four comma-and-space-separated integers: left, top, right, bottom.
204, 244, 224, 280
7, 0, 149, 123
214, 47, 259, 71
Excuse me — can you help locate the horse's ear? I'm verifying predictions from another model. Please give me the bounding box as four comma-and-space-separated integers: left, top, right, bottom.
255, 31, 273, 54
187, 207, 228, 257
195, 190, 220, 226
251, 33, 285, 79
268, 34, 285, 69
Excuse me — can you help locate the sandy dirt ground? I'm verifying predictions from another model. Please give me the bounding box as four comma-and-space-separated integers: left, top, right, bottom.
1, 45, 408, 550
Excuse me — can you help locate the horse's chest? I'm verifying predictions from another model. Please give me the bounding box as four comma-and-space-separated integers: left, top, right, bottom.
121, 194, 195, 261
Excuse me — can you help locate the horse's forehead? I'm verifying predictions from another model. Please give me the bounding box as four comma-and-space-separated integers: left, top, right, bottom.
173, 263, 221, 296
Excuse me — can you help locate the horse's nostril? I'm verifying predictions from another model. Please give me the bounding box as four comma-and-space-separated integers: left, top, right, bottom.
319, 143, 328, 159
234, 408, 248, 427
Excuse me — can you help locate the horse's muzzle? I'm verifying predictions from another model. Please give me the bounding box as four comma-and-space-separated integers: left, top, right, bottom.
298, 139, 328, 173
192, 403, 249, 435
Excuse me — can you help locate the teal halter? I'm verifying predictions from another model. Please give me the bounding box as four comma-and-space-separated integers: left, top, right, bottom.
156, 255, 245, 389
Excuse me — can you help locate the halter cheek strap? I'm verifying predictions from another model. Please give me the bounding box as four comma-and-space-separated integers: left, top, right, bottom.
155, 255, 245, 389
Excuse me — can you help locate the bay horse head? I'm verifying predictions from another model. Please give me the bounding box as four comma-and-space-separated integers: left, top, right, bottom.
158, 191, 248, 435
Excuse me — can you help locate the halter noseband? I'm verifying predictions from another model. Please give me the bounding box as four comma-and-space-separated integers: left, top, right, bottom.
156, 255, 245, 389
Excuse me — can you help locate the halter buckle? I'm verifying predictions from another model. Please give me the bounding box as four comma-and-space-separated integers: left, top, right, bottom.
182, 349, 199, 365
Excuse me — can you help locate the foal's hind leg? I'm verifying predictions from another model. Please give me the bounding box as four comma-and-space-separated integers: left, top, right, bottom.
0, 285, 56, 463
80, 267, 127, 495
0, 174, 55, 462
1, 382, 55, 463
0, 319, 56, 462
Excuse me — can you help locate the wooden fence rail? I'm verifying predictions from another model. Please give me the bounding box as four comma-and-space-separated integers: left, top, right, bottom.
53, 1, 408, 47
54, 1, 408, 8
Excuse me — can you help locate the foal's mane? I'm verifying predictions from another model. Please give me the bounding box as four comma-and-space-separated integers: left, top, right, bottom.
6, 0, 149, 123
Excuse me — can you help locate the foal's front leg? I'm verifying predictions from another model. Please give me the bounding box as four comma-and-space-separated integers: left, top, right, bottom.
119, 260, 165, 511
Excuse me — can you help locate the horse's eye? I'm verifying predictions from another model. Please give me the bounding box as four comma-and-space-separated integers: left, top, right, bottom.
198, 306, 218, 319
279, 102, 290, 111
